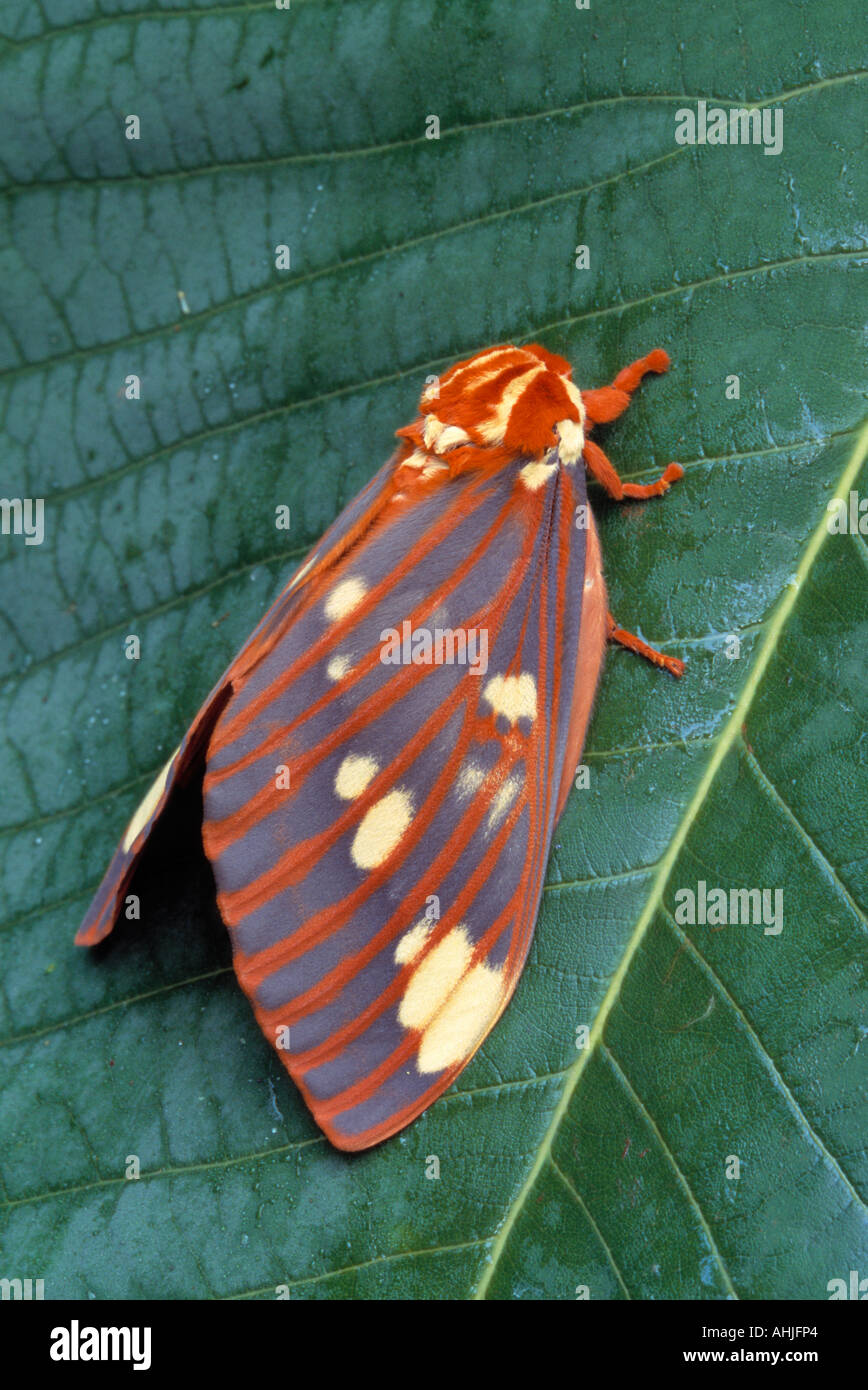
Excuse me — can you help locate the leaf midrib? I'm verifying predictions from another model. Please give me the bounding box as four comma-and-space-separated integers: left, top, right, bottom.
473, 418, 868, 1300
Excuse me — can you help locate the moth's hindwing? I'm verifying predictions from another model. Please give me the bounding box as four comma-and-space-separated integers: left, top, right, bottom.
200, 455, 604, 1150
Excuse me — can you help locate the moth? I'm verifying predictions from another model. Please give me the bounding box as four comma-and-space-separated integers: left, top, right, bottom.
77, 344, 685, 1151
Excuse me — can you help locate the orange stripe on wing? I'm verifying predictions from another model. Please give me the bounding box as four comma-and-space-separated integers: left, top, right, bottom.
225, 686, 479, 946
251, 751, 527, 1048
204, 681, 458, 858
207, 477, 506, 767
220, 506, 542, 940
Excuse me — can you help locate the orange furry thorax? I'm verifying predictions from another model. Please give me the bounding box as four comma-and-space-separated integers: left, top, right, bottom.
394, 343, 587, 486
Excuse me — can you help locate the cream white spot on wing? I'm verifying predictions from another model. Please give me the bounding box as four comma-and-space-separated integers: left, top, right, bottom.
326, 654, 353, 681
398, 926, 473, 1030
487, 773, 521, 829
456, 761, 485, 799
351, 788, 413, 870
394, 919, 433, 966
483, 672, 537, 725
324, 577, 367, 622
416, 961, 504, 1074
334, 753, 379, 801
519, 459, 559, 491
122, 749, 178, 852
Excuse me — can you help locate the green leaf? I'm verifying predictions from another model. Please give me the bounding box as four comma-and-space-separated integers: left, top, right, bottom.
1, 0, 865, 1299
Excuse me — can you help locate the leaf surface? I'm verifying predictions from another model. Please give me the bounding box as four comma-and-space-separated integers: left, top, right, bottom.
0, 0, 865, 1299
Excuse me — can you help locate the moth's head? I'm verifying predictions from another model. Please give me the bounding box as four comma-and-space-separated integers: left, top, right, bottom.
397, 344, 586, 476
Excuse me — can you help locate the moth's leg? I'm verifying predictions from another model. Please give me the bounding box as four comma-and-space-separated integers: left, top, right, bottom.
583, 437, 683, 500
581, 349, 670, 425
607, 613, 685, 677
